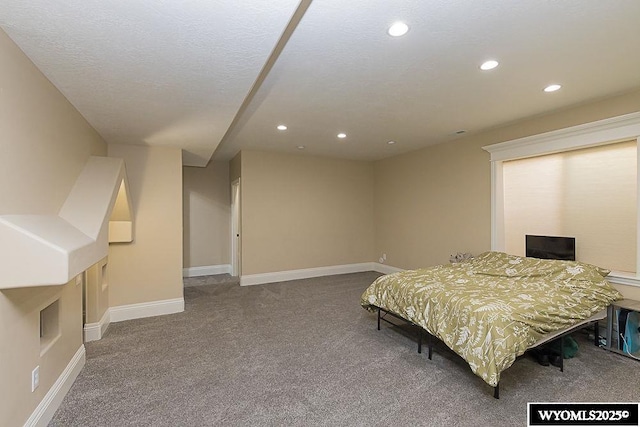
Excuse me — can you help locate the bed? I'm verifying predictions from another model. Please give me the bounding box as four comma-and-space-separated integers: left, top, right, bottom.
360, 250, 623, 398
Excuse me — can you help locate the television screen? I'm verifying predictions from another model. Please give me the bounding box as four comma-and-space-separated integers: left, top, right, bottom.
525, 235, 575, 261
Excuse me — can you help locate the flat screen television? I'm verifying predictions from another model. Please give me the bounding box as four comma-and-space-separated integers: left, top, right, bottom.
525, 235, 575, 261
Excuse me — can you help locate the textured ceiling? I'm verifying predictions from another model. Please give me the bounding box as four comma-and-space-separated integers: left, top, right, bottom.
2, 1, 640, 165
0, 0, 301, 166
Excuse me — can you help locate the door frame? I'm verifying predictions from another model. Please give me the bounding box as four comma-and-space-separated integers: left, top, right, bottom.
230, 178, 241, 276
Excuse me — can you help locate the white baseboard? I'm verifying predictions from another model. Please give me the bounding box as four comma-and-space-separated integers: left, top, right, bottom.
183, 264, 231, 278
241, 262, 382, 286
110, 298, 184, 322
24, 345, 86, 427
372, 262, 404, 275
83, 310, 110, 342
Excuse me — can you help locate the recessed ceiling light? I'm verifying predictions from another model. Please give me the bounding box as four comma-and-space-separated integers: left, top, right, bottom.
387, 140, 396, 145
337, 133, 347, 139
297, 145, 305, 150
388, 22, 409, 37
277, 124, 287, 131
544, 84, 562, 92
480, 60, 499, 71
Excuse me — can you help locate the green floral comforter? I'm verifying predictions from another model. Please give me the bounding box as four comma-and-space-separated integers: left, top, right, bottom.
360, 251, 623, 387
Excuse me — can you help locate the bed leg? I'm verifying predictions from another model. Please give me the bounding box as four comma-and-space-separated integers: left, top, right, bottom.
493, 383, 500, 399
594, 321, 599, 346
418, 329, 422, 354
377, 307, 381, 330
560, 335, 565, 372
428, 333, 433, 360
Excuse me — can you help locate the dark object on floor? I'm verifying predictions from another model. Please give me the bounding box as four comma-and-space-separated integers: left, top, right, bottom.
549, 354, 563, 368
548, 335, 579, 358
531, 336, 579, 367
532, 350, 558, 367
531, 349, 549, 366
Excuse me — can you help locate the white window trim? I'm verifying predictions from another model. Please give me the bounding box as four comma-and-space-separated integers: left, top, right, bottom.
483, 111, 640, 288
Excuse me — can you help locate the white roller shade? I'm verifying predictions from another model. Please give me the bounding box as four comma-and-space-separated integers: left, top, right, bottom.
503, 140, 637, 273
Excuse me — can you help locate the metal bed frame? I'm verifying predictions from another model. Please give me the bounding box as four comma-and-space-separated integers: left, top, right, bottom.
374, 306, 601, 399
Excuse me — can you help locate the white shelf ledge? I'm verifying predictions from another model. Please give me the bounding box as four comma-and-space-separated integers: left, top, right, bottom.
0, 156, 133, 289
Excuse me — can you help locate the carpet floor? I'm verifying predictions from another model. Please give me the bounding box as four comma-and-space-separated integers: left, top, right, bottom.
51, 272, 639, 426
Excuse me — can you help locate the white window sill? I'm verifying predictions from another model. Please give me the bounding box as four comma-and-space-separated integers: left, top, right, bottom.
608, 271, 640, 288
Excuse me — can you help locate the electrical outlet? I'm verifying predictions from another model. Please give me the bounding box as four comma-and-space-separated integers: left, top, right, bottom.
31, 366, 39, 392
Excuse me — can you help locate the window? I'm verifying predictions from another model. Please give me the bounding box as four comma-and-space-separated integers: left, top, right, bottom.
484, 112, 640, 285
503, 141, 636, 272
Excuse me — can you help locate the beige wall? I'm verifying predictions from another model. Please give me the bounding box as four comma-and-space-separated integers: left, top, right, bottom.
183, 161, 231, 268
240, 150, 374, 275
107, 144, 183, 306
1, 278, 83, 427
615, 284, 640, 301
374, 89, 640, 298
230, 152, 242, 183
374, 135, 491, 268
0, 31, 106, 215
0, 29, 106, 426
85, 257, 109, 324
